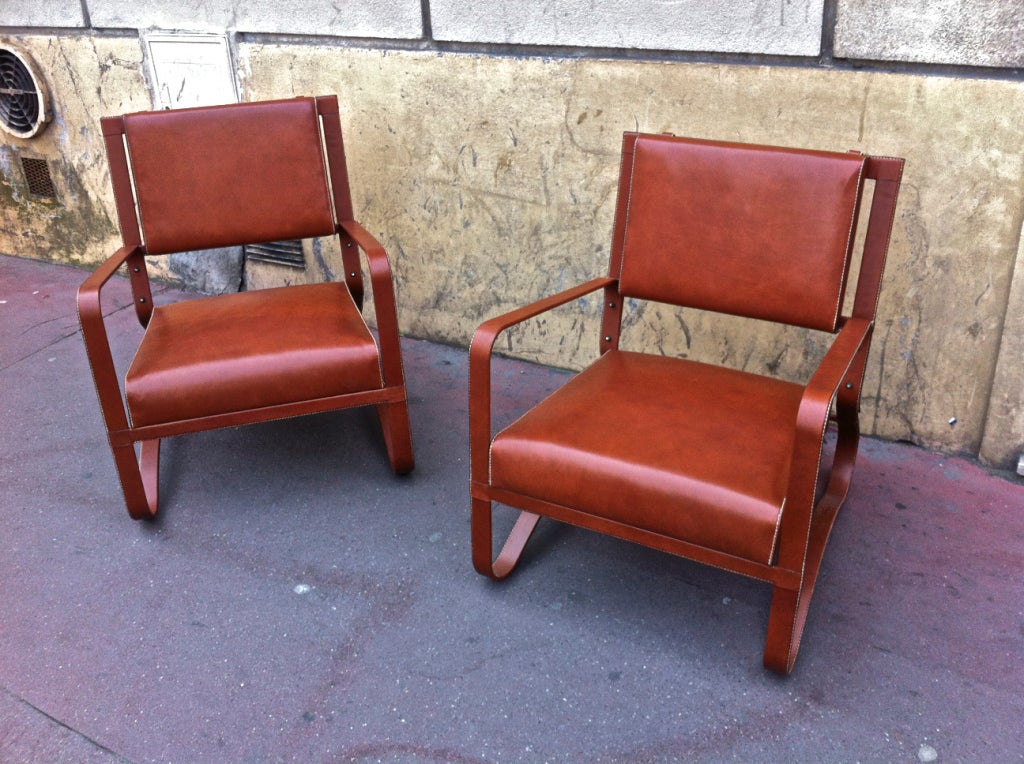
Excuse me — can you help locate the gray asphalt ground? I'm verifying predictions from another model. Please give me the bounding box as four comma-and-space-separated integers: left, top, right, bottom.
2, 253, 1022, 763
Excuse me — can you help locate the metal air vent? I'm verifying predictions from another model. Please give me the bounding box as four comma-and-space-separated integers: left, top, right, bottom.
0, 47, 51, 139
244, 240, 306, 269
20, 156, 56, 198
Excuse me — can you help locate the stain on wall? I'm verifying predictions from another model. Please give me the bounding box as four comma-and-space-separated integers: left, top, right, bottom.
237, 46, 1024, 462
1, 35, 1022, 466
0, 36, 150, 267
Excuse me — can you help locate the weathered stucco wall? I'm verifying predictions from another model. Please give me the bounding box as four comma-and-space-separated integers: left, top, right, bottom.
0, 14, 1022, 467
0, 36, 148, 268
236, 47, 1024, 461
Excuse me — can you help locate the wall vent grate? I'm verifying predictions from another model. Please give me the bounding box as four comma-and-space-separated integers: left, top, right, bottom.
0, 48, 50, 139
20, 157, 56, 199
244, 240, 306, 268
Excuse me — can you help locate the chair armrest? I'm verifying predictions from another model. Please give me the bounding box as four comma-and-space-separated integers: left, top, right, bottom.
338, 220, 405, 387
78, 244, 139, 300
775, 316, 873, 571
76, 245, 143, 434
469, 276, 616, 485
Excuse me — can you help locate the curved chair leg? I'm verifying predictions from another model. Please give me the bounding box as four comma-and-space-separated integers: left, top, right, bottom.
763, 584, 807, 674
765, 416, 862, 674
376, 401, 414, 474
764, 530, 831, 674
472, 496, 541, 580
110, 439, 160, 520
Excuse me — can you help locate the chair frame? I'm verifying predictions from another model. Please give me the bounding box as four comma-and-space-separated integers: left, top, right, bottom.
470, 132, 903, 673
78, 95, 413, 520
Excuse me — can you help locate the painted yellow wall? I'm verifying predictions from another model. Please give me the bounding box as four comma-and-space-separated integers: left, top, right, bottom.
2, 36, 1023, 466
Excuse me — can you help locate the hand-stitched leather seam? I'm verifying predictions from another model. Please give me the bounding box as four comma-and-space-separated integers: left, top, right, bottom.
119, 130, 154, 253
768, 497, 786, 564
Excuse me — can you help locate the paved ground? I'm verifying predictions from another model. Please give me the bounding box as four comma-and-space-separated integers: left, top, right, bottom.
1, 253, 1022, 763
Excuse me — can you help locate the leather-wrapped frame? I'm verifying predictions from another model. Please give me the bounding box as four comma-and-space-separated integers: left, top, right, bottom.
470, 133, 904, 674
78, 96, 413, 519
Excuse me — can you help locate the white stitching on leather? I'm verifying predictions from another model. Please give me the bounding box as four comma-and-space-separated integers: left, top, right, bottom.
831, 157, 867, 331
866, 158, 904, 321
768, 497, 785, 564
618, 136, 641, 284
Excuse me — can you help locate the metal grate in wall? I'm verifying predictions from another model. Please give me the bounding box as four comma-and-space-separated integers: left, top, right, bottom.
0, 48, 49, 138
243, 239, 306, 268
20, 156, 56, 199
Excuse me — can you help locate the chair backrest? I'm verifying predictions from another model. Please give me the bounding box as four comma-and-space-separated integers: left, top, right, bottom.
610, 133, 869, 332
102, 96, 349, 255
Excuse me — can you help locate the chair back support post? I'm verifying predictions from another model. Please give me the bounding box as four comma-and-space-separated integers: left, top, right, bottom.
315, 95, 365, 309
124, 249, 154, 328
599, 133, 638, 354
833, 156, 904, 414
852, 156, 905, 322
316, 95, 355, 221
598, 282, 624, 355
102, 117, 154, 327
101, 116, 142, 250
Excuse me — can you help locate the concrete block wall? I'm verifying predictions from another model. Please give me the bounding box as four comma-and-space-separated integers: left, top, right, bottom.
836, 0, 1024, 67
1, 2, 1022, 468
429, 1, 825, 55
4, 1, 1022, 66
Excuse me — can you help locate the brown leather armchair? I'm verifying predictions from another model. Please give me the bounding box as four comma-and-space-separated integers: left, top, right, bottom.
78, 96, 414, 520
470, 132, 903, 673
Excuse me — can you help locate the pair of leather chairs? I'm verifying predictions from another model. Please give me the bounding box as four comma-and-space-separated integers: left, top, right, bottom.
78, 96, 903, 673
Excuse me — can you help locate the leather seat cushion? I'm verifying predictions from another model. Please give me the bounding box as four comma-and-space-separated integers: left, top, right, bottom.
126, 282, 383, 427
489, 350, 805, 564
